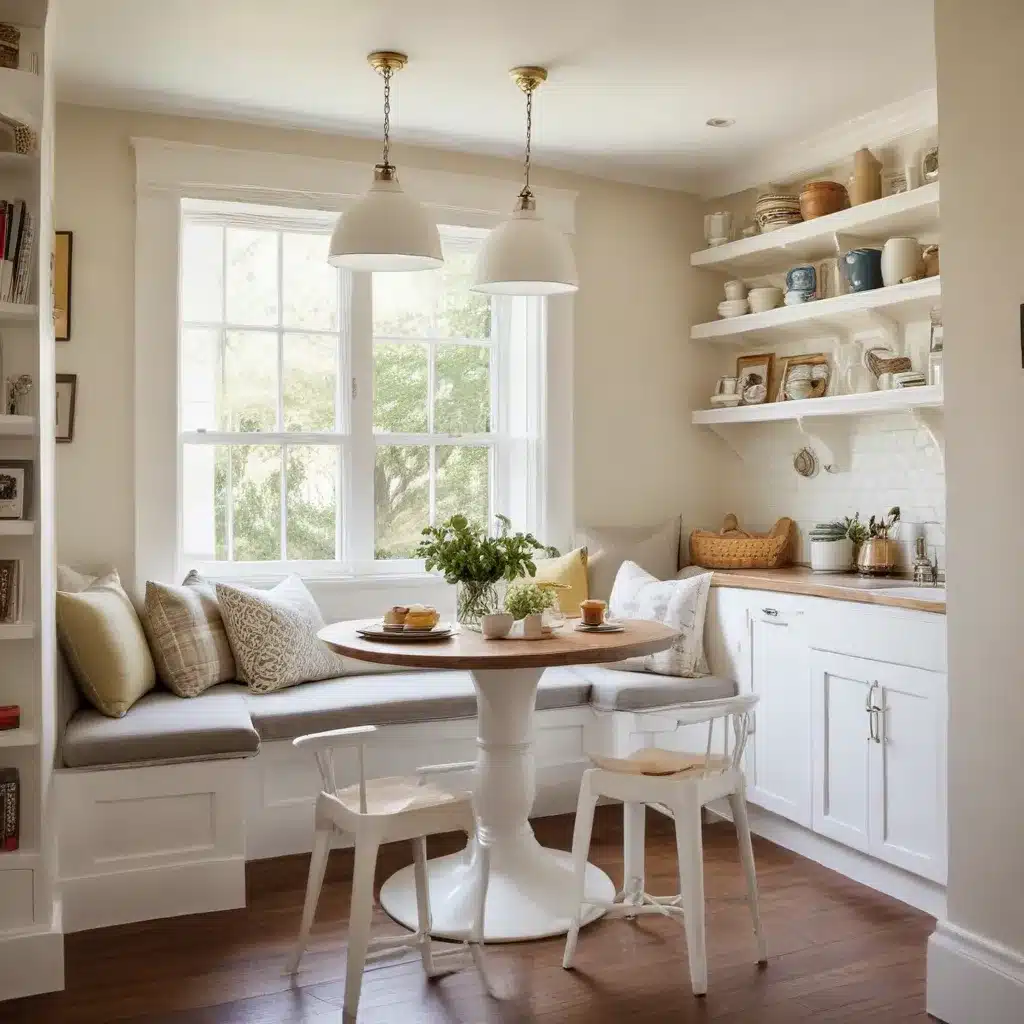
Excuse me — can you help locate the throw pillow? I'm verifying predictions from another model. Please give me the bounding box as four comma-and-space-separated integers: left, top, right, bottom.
57, 564, 100, 593
575, 519, 681, 603
607, 560, 712, 678
216, 575, 346, 694
143, 570, 237, 698
532, 547, 588, 615
56, 570, 157, 718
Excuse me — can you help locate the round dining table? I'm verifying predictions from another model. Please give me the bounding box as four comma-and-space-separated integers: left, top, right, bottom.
318, 617, 678, 942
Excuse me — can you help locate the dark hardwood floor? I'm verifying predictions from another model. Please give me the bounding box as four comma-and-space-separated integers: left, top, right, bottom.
1, 809, 934, 1023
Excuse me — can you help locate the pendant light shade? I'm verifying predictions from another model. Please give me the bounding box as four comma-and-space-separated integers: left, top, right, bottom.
473, 66, 578, 296
474, 196, 578, 295
328, 52, 441, 273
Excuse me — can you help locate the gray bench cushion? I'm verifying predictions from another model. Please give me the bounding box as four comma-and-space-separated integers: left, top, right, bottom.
571, 665, 736, 711
63, 684, 260, 769
246, 667, 591, 742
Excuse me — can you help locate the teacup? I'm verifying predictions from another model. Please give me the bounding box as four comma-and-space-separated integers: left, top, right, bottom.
580, 600, 607, 626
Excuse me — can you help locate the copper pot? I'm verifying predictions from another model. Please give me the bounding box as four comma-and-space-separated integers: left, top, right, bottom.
856, 537, 899, 576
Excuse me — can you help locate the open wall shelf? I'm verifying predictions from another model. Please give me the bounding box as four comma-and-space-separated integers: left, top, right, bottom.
692, 182, 940, 276
0, 65, 43, 131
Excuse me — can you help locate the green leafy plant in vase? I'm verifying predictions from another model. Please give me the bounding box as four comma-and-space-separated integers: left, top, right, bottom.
417, 513, 555, 630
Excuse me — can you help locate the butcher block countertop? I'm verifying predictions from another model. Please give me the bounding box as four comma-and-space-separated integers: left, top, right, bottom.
709, 567, 946, 614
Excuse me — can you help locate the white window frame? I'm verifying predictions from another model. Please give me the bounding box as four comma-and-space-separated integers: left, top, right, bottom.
133, 138, 576, 594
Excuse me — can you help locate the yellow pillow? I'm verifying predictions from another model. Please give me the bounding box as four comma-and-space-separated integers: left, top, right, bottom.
57, 572, 156, 718
532, 547, 589, 615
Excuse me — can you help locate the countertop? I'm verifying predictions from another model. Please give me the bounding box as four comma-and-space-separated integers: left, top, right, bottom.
709, 567, 946, 614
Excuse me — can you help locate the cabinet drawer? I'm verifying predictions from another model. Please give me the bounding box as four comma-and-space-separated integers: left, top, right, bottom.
805, 597, 946, 673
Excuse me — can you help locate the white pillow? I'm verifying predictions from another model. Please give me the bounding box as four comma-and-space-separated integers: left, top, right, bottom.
607, 560, 712, 677
215, 575, 346, 694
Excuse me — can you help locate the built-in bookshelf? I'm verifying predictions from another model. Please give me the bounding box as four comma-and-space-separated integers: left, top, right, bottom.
0, 0, 61, 1000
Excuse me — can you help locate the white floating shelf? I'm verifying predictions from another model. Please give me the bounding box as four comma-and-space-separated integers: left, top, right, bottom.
0, 301, 38, 324
0, 66, 43, 130
692, 182, 940, 276
0, 622, 34, 639
691, 277, 941, 345
0, 520, 33, 535
0, 850, 40, 871
0, 728, 38, 749
693, 385, 943, 425
0, 414, 35, 435
0, 151, 38, 173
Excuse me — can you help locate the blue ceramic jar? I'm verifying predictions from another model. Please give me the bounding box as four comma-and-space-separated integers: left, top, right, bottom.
842, 247, 883, 291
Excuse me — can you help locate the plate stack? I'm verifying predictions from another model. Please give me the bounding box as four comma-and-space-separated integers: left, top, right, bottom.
892, 370, 928, 388
356, 622, 455, 642
754, 193, 803, 232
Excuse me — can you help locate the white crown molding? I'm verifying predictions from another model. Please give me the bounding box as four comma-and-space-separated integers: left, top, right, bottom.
928, 918, 1024, 1023
696, 88, 938, 199
130, 137, 578, 233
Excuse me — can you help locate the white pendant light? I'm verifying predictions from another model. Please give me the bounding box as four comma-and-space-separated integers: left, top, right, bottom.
329, 51, 442, 272
474, 66, 578, 295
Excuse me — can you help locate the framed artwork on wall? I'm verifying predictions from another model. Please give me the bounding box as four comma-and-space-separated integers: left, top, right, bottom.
54, 230, 72, 341
56, 373, 76, 442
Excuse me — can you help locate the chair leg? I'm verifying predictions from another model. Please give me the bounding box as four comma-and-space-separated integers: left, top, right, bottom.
287, 827, 331, 973
562, 773, 598, 970
622, 801, 646, 910
675, 795, 708, 996
729, 789, 767, 965
412, 836, 435, 977
343, 834, 381, 1021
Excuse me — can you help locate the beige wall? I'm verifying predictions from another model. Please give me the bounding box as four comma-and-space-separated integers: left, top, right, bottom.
54, 103, 720, 583
932, 0, 1024, 1013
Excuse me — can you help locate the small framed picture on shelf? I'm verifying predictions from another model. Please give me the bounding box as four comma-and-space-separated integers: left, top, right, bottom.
56, 372, 77, 442
0, 558, 22, 623
54, 230, 73, 341
735, 352, 774, 405
0, 460, 31, 519
775, 353, 831, 402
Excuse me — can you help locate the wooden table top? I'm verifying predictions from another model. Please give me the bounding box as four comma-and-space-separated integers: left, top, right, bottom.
319, 618, 678, 671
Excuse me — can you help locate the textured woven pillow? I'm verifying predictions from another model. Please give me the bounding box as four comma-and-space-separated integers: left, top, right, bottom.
144, 570, 237, 698
56, 570, 157, 718
607, 560, 713, 678
216, 575, 346, 694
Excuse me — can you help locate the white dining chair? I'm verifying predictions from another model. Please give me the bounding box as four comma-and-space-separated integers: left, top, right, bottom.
288, 725, 490, 1021
561, 693, 767, 996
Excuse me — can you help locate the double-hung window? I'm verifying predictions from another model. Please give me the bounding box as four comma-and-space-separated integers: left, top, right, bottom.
178, 200, 544, 576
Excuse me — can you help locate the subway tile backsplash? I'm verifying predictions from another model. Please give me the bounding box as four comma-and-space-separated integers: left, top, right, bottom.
722, 411, 946, 572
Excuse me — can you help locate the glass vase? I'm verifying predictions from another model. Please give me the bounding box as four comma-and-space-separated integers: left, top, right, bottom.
456, 580, 499, 631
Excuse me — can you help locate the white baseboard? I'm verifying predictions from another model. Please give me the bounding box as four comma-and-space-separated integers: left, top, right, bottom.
706, 800, 946, 918
0, 900, 64, 1000
927, 920, 1024, 1023
61, 858, 246, 934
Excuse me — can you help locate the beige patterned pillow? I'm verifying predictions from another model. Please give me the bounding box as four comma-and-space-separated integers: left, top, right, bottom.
215, 576, 346, 694
143, 571, 237, 697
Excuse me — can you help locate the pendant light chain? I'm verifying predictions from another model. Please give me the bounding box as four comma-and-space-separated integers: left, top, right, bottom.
521, 85, 534, 201
381, 65, 393, 170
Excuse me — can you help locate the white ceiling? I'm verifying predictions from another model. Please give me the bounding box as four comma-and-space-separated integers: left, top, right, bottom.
55, 0, 937, 194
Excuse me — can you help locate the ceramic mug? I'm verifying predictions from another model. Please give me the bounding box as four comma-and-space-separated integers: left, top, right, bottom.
842, 247, 883, 292
881, 237, 923, 286
724, 279, 747, 301
715, 375, 739, 396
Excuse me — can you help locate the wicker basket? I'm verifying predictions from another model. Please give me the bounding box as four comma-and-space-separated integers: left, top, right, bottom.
689, 514, 795, 570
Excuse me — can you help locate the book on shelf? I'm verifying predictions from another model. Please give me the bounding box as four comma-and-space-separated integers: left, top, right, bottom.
0, 200, 33, 305
0, 705, 19, 731
0, 767, 18, 851
0, 559, 23, 623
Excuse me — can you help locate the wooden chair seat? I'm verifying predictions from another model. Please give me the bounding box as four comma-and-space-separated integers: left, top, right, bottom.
333, 775, 469, 815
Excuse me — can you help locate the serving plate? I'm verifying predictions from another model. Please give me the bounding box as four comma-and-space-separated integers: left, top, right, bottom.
356, 623, 455, 642
574, 621, 625, 633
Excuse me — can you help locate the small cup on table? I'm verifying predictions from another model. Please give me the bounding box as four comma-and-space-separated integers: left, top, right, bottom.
580, 599, 607, 627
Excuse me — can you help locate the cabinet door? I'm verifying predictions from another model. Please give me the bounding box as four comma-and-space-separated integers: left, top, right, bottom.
810, 651, 873, 853
705, 587, 751, 686
747, 602, 812, 826
871, 661, 947, 883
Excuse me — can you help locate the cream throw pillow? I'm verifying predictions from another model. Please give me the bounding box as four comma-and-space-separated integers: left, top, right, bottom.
607, 560, 712, 678
144, 570, 237, 698
575, 519, 681, 603
532, 547, 588, 615
56, 570, 157, 718
216, 575, 346, 694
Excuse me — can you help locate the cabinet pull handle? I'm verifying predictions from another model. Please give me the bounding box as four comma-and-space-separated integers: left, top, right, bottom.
761, 607, 779, 617
866, 681, 882, 743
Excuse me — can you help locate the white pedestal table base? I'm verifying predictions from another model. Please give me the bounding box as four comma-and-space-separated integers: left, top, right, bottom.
379, 665, 614, 941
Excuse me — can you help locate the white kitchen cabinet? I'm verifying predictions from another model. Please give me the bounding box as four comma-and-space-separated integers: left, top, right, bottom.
746, 599, 813, 827
810, 648, 947, 884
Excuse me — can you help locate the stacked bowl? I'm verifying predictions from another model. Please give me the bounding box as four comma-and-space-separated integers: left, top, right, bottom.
754, 193, 802, 233
799, 180, 849, 220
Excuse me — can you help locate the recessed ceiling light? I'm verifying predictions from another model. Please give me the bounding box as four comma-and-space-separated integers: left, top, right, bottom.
706, 117, 735, 128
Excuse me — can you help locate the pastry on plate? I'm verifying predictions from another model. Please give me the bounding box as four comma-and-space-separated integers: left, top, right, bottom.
404, 604, 440, 630
383, 605, 410, 627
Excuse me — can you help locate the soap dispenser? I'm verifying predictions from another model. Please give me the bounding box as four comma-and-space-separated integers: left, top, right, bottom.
912, 537, 936, 585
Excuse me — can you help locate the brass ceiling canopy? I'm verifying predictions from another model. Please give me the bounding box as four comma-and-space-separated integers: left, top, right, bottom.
367, 51, 408, 75
510, 66, 548, 94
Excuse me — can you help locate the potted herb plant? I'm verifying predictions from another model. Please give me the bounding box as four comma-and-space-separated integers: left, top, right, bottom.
417, 514, 554, 629
503, 582, 558, 637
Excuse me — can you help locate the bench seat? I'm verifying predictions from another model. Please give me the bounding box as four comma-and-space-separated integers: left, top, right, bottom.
60, 666, 738, 769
